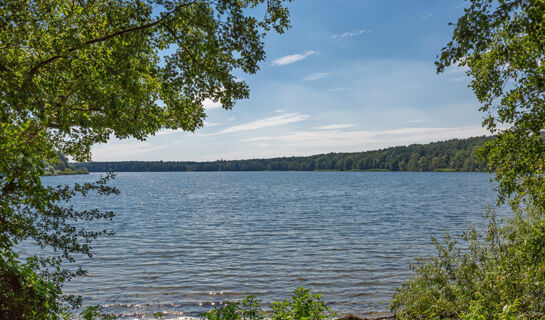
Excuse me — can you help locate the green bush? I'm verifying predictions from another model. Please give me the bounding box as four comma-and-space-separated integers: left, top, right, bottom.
0, 250, 68, 320
199, 296, 264, 320
81, 306, 115, 320
390, 207, 545, 319
199, 287, 334, 320
271, 287, 334, 320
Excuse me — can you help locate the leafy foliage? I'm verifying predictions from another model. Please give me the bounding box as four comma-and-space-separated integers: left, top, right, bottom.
43, 152, 88, 176
0, 250, 68, 320
199, 296, 264, 320
199, 288, 334, 320
436, 0, 545, 209
78, 136, 490, 172
1, 0, 291, 161
80, 306, 114, 320
392, 1, 545, 318
1, 0, 291, 318
391, 207, 545, 319
271, 287, 334, 320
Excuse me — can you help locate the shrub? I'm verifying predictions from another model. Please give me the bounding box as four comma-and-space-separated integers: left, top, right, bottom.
390, 207, 545, 319
199, 296, 264, 320
271, 287, 334, 320
81, 306, 114, 320
199, 287, 334, 320
0, 250, 67, 320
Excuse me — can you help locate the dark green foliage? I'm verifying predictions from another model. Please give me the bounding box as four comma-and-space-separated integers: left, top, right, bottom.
436, 0, 545, 209
81, 306, 115, 320
199, 288, 333, 320
271, 287, 334, 320
199, 296, 264, 320
0, 250, 66, 320
2, 0, 292, 318
391, 207, 545, 319
77, 136, 490, 172
392, 1, 545, 318
44, 152, 88, 176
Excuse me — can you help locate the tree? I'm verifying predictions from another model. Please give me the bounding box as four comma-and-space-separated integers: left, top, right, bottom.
1, 0, 291, 317
436, 0, 545, 209
391, 1, 545, 318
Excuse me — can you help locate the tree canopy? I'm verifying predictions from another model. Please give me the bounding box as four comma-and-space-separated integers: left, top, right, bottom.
436, 0, 545, 209
1, 0, 291, 160
0, 0, 291, 317
391, 1, 545, 318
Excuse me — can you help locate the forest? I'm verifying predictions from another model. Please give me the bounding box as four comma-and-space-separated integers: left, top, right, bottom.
77, 136, 491, 172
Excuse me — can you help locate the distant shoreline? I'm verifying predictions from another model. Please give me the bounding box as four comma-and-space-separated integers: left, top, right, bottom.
43, 170, 89, 176
71, 169, 488, 173
74, 136, 492, 173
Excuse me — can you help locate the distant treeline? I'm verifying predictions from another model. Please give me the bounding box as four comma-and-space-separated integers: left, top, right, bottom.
76, 136, 491, 172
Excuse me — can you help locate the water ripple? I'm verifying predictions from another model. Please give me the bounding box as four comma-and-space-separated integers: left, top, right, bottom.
37, 171, 509, 319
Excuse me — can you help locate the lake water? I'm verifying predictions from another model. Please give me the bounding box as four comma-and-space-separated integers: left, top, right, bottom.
39, 172, 508, 319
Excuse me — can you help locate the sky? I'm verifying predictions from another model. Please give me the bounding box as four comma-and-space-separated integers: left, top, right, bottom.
92, 0, 490, 161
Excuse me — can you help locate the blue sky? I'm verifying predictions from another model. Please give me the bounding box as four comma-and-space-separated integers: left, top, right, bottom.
92, 0, 489, 161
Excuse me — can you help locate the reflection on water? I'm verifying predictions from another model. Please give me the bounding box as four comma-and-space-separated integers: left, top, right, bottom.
35, 172, 507, 319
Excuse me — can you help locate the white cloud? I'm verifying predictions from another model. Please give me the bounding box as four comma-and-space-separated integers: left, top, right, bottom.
203, 121, 220, 127
313, 124, 356, 130
274, 109, 287, 113
92, 141, 176, 160
332, 29, 366, 39
328, 87, 348, 92
271, 50, 318, 66
446, 62, 470, 74
303, 72, 330, 81
421, 13, 434, 20
242, 126, 488, 149
203, 98, 222, 110
214, 112, 310, 135
154, 128, 184, 136
154, 121, 220, 136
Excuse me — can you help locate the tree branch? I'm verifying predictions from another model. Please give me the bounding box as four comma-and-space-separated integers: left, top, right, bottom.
26, 1, 196, 83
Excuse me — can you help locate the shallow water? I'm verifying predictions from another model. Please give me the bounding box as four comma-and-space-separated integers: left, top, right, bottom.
37, 171, 507, 319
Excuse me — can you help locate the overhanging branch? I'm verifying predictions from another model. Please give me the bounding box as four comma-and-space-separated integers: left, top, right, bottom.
25, 1, 197, 83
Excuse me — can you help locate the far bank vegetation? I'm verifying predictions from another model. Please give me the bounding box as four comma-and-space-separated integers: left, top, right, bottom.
77, 136, 490, 173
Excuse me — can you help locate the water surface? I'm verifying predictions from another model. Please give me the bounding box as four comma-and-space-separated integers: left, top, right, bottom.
39, 172, 507, 319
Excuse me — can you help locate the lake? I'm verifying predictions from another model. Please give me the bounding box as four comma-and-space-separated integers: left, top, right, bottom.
38, 172, 508, 319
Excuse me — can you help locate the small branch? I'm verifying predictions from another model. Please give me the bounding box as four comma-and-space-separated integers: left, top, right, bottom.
26, 1, 196, 82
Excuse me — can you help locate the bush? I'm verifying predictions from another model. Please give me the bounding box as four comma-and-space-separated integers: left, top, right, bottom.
0, 250, 67, 320
271, 287, 334, 320
199, 287, 334, 320
199, 296, 264, 320
390, 207, 545, 319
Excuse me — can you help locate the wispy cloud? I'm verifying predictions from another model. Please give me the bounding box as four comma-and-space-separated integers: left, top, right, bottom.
303, 72, 330, 81
403, 119, 426, 124
313, 124, 356, 130
421, 13, 434, 20
214, 112, 311, 135
328, 87, 348, 92
155, 129, 184, 136
92, 141, 176, 160
203, 98, 222, 110
272, 50, 318, 66
203, 121, 220, 127
274, 109, 287, 113
242, 126, 488, 149
332, 29, 366, 39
